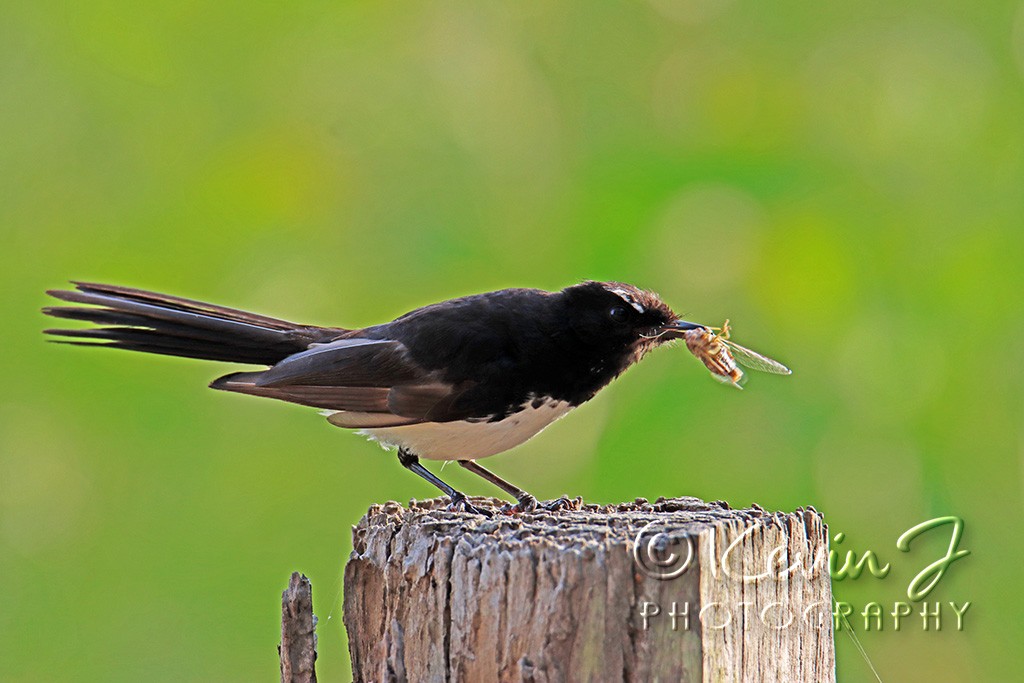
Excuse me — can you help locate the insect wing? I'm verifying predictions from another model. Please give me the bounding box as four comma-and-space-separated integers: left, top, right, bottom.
721, 340, 791, 375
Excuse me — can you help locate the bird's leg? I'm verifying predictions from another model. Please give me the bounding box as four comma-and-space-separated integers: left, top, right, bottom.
458, 460, 579, 513
458, 459, 537, 512
397, 448, 492, 517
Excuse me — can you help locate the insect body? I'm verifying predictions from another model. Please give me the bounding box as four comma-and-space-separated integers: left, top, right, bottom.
683, 319, 791, 388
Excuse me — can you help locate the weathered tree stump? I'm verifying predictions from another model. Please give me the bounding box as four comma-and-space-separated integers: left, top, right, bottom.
344, 496, 834, 683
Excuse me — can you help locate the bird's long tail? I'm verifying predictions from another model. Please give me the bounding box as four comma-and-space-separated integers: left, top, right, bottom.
43, 282, 343, 366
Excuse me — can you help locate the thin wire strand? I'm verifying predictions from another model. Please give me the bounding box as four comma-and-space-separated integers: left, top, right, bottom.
835, 598, 884, 683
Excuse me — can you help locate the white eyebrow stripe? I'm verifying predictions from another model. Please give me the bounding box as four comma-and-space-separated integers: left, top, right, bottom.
609, 288, 645, 313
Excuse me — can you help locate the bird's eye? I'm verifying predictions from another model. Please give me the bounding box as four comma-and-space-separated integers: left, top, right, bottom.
608, 305, 630, 324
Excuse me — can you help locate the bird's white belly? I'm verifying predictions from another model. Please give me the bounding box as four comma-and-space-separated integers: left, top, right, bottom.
357, 398, 573, 460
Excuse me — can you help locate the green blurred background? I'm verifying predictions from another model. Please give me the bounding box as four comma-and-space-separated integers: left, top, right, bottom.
2, 1, 1022, 680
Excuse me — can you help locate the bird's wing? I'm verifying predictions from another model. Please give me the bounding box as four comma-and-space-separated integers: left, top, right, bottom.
210, 337, 474, 427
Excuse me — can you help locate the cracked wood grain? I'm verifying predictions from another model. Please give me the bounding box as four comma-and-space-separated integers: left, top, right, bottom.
343, 497, 835, 683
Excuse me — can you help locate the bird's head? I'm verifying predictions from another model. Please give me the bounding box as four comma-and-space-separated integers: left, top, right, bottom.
560, 281, 702, 353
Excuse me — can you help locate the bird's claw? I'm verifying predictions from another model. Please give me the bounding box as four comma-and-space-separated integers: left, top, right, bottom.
540, 495, 581, 512
447, 493, 493, 517
501, 494, 538, 515
501, 494, 581, 514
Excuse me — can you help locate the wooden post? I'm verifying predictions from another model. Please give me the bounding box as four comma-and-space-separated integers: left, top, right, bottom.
343, 496, 835, 683
280, 572, 318, 683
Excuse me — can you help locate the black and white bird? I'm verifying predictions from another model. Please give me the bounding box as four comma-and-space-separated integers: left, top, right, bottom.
43, 280, 705, 515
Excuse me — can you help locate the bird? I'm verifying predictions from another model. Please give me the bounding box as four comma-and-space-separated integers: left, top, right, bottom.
43, 280, 705, 516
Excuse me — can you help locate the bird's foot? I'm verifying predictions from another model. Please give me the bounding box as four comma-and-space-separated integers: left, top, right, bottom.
447, 492, 493, 517
540, 495, 581, 512
501, 494, 538, 514
501, 494, 581, 514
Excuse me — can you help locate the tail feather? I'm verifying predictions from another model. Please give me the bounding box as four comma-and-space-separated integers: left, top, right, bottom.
43, 305, 253, 344
61, 281, 304, 330
43, 282, 344, 366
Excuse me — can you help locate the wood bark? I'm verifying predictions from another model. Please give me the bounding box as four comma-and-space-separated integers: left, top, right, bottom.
344, 496, 834, 683
281, 571, 318, 683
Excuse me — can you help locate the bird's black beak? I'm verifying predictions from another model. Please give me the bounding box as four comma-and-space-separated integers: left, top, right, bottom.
660, 319, 705, 339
